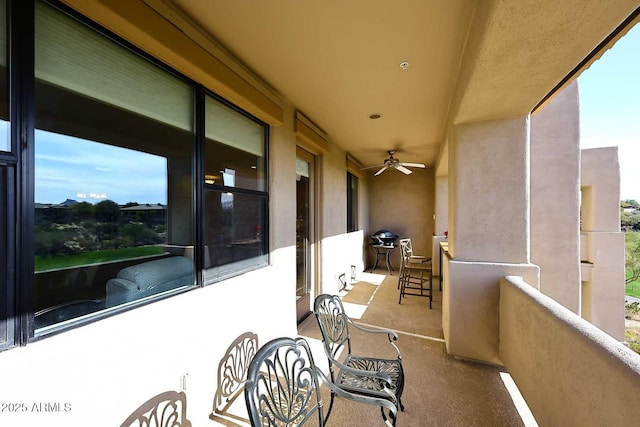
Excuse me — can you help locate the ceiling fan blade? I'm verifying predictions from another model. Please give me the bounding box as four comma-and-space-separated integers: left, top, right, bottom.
396, 165, 413, 175
401, 162, 426, 168
374, 166, 389, 176
360, 164, 386, 170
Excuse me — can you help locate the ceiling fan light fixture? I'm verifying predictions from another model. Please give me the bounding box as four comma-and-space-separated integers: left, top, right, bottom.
368, 113, 382, 120
360, 149, 426, 176
399, 61, 410, 70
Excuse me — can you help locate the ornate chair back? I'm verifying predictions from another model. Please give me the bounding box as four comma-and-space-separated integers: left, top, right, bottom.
244, 337, 325, 426
313, 293, 353, 366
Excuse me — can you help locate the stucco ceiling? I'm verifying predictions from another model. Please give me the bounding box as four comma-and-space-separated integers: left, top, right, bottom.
168, 0, 639, 171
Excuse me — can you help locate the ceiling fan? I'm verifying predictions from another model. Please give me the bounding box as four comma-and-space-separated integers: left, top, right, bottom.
361, 150, 426, 176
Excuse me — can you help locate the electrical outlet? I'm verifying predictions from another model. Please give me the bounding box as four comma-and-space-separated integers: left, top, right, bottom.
180, 373, 188, 392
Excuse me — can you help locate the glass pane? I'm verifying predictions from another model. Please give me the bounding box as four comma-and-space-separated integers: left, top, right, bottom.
0, 0, 8, 152
204, 95, 266, 191
0, 165, 9, 348
203, 190, 267, 282
34, 1, 195, 330
296, 160, 311, 299
347, 173, 358, 232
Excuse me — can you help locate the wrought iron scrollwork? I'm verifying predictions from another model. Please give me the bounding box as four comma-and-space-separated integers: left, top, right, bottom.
245, 337, 324, 426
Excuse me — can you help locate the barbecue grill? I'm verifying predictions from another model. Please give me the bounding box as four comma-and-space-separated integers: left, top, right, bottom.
370, 230, 399, 246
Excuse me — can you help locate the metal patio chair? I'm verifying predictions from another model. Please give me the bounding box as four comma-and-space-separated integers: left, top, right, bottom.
398, 238, 433, 308
121, 390, 191, 427
244, 336, 396, 426
313, 294, 404, 426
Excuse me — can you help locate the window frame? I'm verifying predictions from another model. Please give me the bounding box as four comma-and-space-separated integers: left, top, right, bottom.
202, 90, 270, 284
347, 171, 358, 232
0, 0, 271, 348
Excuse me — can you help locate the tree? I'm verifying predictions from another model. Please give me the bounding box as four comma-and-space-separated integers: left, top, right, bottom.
626, 232, 640, 285
95, 199, 121, 223
621, 211, 640, 231
70, 201, 95, 222
121, 223, 161, 246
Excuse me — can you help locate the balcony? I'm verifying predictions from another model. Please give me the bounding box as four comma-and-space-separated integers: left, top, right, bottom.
298, 267, 640, 426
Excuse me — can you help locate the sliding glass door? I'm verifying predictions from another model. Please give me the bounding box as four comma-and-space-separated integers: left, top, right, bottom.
295, 148, 315, 322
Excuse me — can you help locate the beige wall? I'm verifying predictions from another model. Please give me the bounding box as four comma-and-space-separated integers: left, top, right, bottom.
432, 176, 449, 276
434, 175, 449, 235
368, 167, 435, 269
319, 144, 369, 293
581, 148, 622, 232
500, 276, 640, 426
530, 81, 581, 313
449, 116, 530, 264
443, 115, 541, 363
0, 4, 368, 426
581, 147, 625, 340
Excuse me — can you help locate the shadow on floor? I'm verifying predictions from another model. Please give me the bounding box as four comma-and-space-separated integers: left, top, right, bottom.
298, 268, 536, 427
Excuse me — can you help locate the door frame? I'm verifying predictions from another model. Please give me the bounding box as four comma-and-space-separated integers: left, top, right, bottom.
295, 146, 319, 323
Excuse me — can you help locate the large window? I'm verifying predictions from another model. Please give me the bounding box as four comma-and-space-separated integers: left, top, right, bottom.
0, 0, 7, 153
347, 172, 358, 232
0, 0, 11, 351
203, 95, 268, 283
0, 0, 270, 346
33, 0, 196, 332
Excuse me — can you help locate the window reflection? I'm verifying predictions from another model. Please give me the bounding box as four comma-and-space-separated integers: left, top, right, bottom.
33, 132, 195, 328
33, 0, 195, 330
0, 0, 8, 152
203, 95, 268, 282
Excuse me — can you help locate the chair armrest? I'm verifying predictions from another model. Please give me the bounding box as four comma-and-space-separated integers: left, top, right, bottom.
347, 319, 402, 358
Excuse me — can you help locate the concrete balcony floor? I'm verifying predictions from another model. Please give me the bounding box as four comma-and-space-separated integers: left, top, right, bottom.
298, 268, 538, 427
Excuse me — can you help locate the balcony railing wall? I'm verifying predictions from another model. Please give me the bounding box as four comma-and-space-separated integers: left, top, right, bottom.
499, 275, 640, 425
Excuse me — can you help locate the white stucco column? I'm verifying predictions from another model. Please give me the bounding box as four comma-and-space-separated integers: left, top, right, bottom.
444, 115, 539, 364
530, 81, 581, 313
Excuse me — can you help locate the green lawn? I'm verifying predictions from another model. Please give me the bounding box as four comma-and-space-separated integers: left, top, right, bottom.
35, 246, 164, 271
626, 275, 640, 298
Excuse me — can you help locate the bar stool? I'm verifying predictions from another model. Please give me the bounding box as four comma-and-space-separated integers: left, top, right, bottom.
397, 238, 432, 308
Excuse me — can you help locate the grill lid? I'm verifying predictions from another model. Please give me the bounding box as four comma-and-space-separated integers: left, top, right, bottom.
370, 230, 399, 245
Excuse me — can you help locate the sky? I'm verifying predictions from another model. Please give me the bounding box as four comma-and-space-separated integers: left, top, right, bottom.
578, 23, 640, 202
35, 130, 167, 205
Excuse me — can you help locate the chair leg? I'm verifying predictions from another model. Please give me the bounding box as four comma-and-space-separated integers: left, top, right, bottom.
380, 406, 396, 427
325, 390, 336, 422
429, 272, 433, 309
398, 268, 408, 304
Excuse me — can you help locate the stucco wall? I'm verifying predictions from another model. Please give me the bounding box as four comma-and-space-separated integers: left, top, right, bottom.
530, 81, 581, 313
581, 147, 621, 232
450, 116, 530, 264
500, 275, 640, 426
580, 147, 625, 340
0, 7, 367, 427
444, 260, 539, 364
368, 167, 435, 269
434, 175, 448, 235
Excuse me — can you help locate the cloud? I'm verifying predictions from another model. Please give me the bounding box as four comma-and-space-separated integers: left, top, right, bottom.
35, 130, 168, 204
